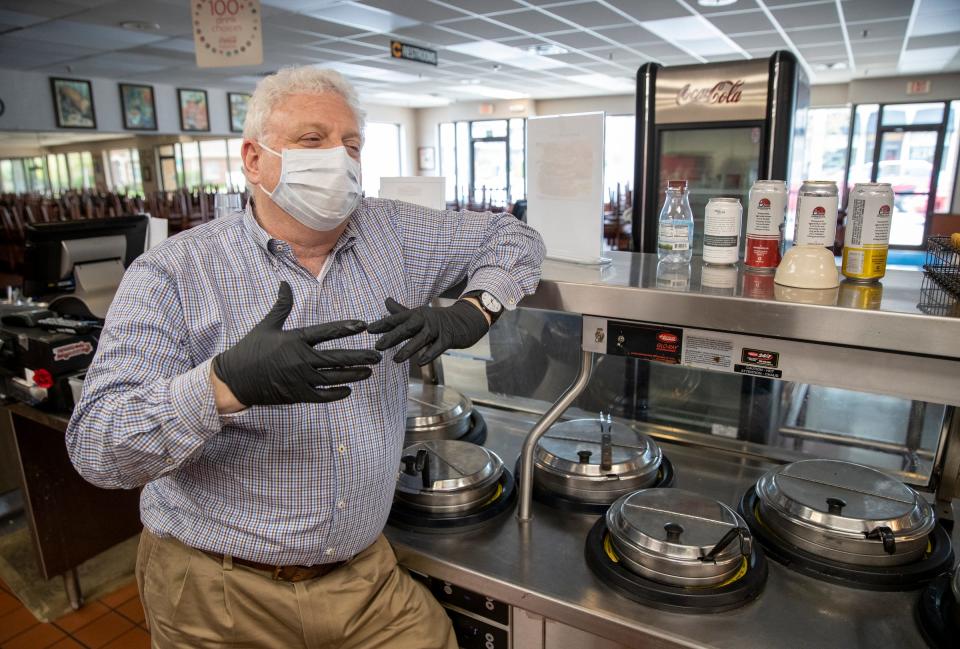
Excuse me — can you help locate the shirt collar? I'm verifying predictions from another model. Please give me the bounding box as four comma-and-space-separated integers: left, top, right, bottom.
242, 199, 360, 256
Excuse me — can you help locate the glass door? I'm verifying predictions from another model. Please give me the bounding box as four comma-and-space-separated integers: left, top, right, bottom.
870, 102, 948, 248
470, 120, 509, 208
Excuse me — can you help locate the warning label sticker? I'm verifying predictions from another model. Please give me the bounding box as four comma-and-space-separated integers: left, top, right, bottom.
683, 335, 734, 370
734, 364, 783, 379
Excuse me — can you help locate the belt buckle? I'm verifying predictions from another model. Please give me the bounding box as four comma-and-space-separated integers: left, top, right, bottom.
271, 565, 284, 581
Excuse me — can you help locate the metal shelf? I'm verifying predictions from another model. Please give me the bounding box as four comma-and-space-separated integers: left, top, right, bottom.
520, 251, 960, 361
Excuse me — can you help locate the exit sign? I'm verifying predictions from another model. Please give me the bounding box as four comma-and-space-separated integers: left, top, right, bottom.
906, 80, 931, 95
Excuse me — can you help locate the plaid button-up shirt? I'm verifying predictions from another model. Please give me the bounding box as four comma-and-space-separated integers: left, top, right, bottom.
66, 198, 544, 564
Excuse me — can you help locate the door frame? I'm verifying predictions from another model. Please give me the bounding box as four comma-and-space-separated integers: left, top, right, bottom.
854, 101, 950, 250
469, 119, 511, 206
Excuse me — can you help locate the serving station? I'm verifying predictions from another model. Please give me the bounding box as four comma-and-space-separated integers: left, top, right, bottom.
384, 252, 960, 649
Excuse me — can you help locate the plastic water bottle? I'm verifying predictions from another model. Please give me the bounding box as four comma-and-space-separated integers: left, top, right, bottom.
657, 180, 694, 263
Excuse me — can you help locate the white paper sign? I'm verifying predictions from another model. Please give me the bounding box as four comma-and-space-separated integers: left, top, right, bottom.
526, 112, 605, 264
192, 0, 263, 68
379, 177, 446, 210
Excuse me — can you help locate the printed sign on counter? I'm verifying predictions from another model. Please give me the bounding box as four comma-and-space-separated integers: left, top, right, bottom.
525, 112, 606, 264
193, 0, 263, 68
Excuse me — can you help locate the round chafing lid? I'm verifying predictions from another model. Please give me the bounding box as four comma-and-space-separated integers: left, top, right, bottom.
406, 383, 472, 431
536, 418, 662, 478
757, 459, 933, 535
608, 489, 748, 562
397, 440, 502, 494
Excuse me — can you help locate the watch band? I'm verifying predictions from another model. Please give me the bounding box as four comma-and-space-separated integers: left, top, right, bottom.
461, 290, 503, 324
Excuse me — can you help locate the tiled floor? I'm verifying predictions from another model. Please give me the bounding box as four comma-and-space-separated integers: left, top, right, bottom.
0, 577, 149, 649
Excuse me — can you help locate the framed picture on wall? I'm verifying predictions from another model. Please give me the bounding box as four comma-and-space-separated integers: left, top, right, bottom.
50, 77, 96, 128
418, 146, 435, 171
228, 92, 251, 133
119, 83, 157, 130
178, 88, 210, 132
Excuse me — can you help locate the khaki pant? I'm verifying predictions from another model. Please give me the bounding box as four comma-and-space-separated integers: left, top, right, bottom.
136, 530, 457, 649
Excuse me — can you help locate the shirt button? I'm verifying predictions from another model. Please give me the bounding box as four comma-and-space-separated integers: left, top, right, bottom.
338, 444, 346, 453
337, 500, 346, 510
325, 547, 335, 556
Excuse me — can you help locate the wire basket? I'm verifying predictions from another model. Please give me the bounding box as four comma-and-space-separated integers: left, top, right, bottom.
919, 273, 960, 316
923, 235, 960, 299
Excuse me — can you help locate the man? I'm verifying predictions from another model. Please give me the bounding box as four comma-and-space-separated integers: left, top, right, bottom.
66, 66, 544, 648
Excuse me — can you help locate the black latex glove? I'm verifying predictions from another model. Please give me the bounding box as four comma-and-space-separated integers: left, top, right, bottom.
368, 298, 490, 366
212, 282, 381, 406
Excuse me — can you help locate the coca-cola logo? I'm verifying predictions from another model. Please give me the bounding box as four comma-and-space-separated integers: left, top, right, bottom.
812, 206, 825, 217
759, 198, 771, 208
879, 205, 891, 215
657, 332, 678, 344
676, 80, 744, 106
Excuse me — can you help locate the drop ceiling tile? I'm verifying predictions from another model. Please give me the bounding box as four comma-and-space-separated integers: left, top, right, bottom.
731, 32, 787, 51
604, 0, 689, 21
771, 3, 840, 29
850, 37, 902, 56
789, 24, 844, 46
547, 29, 610, 49
841, 0, 913, 23
262, 24, 333, 46
907, 32, 960, 50
492, 9, 573, 33
13, 18, 166, 47
543, 3, 628, 28
0, 9, 49, 27
846, 18, 908, 41
0, 38, 100, 69
147, 37, 196, 53
798, 43, 850, 61
632, 41, 691, 59
267, 12, 368, 38
594, 25, 663, 46
357, 0, 465, 22
0, 0, 78, 20
69, 0, 193, 37
312, 39, 383, 55
436, 18, 519, 40
548, 51, 599, 65
659, 54, 700, 66
707, 11, 774, 36
746, 48, 778, 59
761, 0, 822, 6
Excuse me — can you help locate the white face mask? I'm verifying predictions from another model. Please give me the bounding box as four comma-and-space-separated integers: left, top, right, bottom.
258, 142, 362, 231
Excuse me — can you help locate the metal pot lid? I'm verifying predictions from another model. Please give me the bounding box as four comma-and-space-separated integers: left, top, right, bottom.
536, 417, 662, 480
756, 459, 935, 538
406, 383, 472, 432
397, 440, 503, 496
607, 488, 751, 565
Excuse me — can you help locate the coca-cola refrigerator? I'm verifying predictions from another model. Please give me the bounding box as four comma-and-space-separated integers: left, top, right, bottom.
631, 50, 808, 253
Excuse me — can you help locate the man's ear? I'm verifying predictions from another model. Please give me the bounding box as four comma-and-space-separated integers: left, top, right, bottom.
241, 139, 261, 187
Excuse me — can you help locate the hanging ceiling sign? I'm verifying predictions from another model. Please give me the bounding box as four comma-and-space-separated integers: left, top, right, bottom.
192, 0, 263, 68
390, 40, 438, 66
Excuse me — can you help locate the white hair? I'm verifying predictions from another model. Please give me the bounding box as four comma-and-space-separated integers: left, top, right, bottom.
242, 66, 366, 144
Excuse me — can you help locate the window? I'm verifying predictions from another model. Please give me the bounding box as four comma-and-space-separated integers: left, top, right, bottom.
936, 100, 959, 214
439, 118, 525, 207
161, 138, 246, 191
106, 148, 142, 194
361, 122, 402, 197
800, 107, 851, 187
604, 115, 635, 205
199, 139, 230, 189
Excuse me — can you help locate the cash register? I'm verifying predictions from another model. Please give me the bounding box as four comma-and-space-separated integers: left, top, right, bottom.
0, 215, 147, 410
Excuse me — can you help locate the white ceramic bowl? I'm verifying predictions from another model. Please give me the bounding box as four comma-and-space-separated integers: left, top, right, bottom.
774, 245, 840, 289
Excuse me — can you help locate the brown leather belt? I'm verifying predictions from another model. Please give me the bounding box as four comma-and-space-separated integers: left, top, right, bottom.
201, 550, 347, 583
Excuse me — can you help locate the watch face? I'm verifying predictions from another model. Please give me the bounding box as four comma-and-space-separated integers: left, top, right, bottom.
481, 292, 503, 313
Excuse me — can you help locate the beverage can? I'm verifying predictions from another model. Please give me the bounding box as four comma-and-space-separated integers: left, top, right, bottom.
794, 180, 839, 247
745, 180, 787, 269
841, 182, 894, 281
703, 197, 742, 265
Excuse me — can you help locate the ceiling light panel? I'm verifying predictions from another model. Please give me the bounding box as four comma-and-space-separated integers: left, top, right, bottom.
364, 91, 451, 107
304, 1, 419, 33
323, 62, 425, 83
446, 41, 567, 70
568, 73, 635, 93
899, 45, 960, 72
453, 84, 528, 100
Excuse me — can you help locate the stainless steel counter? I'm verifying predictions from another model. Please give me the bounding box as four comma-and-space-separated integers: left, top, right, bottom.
386, 407, 955, 649
521, 252, 959, 360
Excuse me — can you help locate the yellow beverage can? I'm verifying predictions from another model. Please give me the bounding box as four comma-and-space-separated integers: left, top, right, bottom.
842, 183, 894, 281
